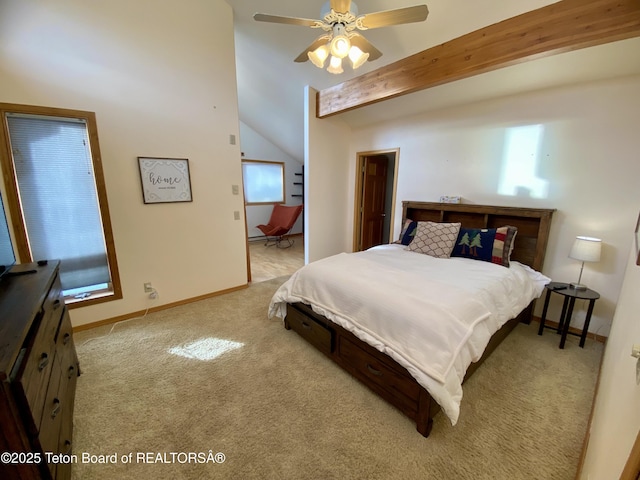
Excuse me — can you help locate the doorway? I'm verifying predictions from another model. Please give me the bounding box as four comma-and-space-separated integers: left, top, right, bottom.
353, 149, 399, 251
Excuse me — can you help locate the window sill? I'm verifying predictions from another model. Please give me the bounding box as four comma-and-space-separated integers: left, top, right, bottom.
65, 289, 121, 309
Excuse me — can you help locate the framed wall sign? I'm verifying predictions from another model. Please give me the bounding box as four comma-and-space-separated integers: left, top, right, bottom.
138, 157, 192, 204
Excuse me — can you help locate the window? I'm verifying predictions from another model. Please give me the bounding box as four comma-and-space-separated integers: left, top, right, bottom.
0, 103, 122, 306
241, 160, 285, 205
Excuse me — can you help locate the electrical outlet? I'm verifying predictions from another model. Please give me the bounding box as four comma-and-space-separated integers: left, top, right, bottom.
234, 211, 240, 220
144, 282, 153, 293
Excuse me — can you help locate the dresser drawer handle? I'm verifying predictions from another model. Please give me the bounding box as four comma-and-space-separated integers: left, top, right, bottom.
38, 353, 49, 371
51, 398, 61, 418
301, 321, 312, 330
68, 365, 76, 379
62, 440, 72, 455
53, 299, 61, 309
366, 364, 383, 377
63, 333, 71, 345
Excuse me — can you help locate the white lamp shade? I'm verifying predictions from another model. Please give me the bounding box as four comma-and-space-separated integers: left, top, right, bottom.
348, 46, 369, 69
330, 35, 351, 59
326, 55, 344, 74
569, 236, 602, 263
308, 44, 329, 68
329, 23, 351, 59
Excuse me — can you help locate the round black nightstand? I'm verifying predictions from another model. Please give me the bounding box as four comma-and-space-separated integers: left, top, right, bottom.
537, 281, 600, 349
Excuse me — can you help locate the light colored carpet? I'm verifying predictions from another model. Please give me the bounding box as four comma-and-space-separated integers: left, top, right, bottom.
71, 276, 602, 479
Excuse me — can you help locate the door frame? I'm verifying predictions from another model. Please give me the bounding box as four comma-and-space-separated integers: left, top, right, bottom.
353, 148, 400, 251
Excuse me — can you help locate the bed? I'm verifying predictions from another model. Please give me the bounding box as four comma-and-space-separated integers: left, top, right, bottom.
269, 201, 555, 437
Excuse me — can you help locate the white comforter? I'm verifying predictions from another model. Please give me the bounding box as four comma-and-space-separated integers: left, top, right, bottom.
268, 244, 549, 425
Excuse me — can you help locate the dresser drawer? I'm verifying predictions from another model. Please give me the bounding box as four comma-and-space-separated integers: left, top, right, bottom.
56, 309, 74, 354
13, 276, 65, 435
38, 357, 63, 479
42, 274, 64, 338
14, 315, 58, 432
337, 337, 420, 411
286, 306, 333, 355
40, 312, 78, 480
57, 313, 79, 403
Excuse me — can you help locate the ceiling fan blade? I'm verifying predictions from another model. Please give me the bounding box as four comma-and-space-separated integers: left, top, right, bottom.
350, 33, 382, 61
294, 36, 331, 63
253, 13, 320, 27
359, 5, 429, 30
330, 0, 352, 14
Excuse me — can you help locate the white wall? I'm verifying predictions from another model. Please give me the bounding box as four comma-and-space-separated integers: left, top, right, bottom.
238, 121, 303, 238
0, 0, 247, 327
580, 245, 640, 480
580, 242, 640, 479
305, 87, 352, 263
345, 75, 640, 337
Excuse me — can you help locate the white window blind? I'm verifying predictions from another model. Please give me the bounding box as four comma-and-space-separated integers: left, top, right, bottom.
242, 160, 284, 204
7, 114, 110, 292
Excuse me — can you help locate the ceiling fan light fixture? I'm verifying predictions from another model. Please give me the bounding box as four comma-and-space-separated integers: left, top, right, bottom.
308, 44, 330, 68
327, 55, 344, 74
348, 45, 369, 69
255, 2, 430, 74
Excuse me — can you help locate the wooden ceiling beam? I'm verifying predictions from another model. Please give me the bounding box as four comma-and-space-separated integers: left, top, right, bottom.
316, 0, 640, 118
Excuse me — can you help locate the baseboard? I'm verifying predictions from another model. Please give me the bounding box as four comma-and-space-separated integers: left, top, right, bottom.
531, 315, 607, 343
72, 283, 249, 332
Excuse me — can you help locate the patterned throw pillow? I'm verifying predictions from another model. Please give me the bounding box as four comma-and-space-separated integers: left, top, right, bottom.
451, 226, 518, 267
393, 219, 418, 245
407, 221, 461, 258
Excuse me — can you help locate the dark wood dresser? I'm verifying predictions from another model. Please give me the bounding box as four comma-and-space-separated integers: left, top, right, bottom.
0, 261, 79, 480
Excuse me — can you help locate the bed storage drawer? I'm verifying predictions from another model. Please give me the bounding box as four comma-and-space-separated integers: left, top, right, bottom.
337, 336, 420, 413
285, 305, 333, 354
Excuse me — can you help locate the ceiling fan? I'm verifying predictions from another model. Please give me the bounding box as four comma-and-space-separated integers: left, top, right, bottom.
254, 1, 429, 74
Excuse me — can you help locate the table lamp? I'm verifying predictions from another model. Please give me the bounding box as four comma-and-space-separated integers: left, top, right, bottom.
568, 236, 601, 290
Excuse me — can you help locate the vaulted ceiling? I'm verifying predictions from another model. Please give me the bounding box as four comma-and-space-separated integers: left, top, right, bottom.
226, 0, 640, 160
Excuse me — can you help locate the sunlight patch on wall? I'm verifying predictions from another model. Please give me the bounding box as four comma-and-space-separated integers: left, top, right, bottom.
498, 124, 549, 198
169, 337, 244, 361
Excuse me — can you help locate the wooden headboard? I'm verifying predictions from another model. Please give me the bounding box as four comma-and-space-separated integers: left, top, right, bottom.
402, 201, 555, 272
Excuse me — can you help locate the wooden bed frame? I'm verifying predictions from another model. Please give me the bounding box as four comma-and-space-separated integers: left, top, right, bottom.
283, 201, 555, 437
